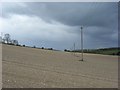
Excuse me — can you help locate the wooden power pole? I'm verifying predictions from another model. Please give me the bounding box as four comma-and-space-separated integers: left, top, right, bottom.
80, 26, 83, 61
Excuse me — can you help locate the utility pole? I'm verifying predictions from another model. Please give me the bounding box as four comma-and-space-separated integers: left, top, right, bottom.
74, 43, 75, 56
80, 26, 83, 61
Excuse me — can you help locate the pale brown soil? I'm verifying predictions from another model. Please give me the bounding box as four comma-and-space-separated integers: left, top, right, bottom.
0, 44, 2, 89
2, 44, 118, 88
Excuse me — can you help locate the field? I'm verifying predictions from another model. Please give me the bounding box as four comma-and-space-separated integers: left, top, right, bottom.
2, 44, 118, 88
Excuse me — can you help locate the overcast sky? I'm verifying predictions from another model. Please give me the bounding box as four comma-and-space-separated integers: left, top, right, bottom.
0, 2, 118, 50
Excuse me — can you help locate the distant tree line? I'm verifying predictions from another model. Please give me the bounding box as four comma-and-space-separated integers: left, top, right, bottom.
0, 33, 60, 51
0, 33, 19, 46
64, 48, 120, 56
21, 44, 56, 51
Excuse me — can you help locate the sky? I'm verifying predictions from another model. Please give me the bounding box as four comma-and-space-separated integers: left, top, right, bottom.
0, 2, 118, 50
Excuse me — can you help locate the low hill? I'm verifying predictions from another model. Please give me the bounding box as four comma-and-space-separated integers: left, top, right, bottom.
70, 47, 120, 56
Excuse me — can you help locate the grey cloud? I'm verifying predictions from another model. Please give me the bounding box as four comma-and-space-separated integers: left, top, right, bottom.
2, 2, 118, 26
26, 2, 117, 27
1, 2, 118, 49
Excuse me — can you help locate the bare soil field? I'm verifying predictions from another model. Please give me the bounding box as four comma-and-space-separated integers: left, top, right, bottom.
2, 44, 118, 88
0, 44, 2, 89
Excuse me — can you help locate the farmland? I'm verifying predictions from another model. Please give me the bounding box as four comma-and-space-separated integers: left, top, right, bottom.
2, 44, 118, 88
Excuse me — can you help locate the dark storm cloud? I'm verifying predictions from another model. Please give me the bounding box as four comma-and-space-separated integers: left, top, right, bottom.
2, 2, 118, 27
1, 2, 118, 49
